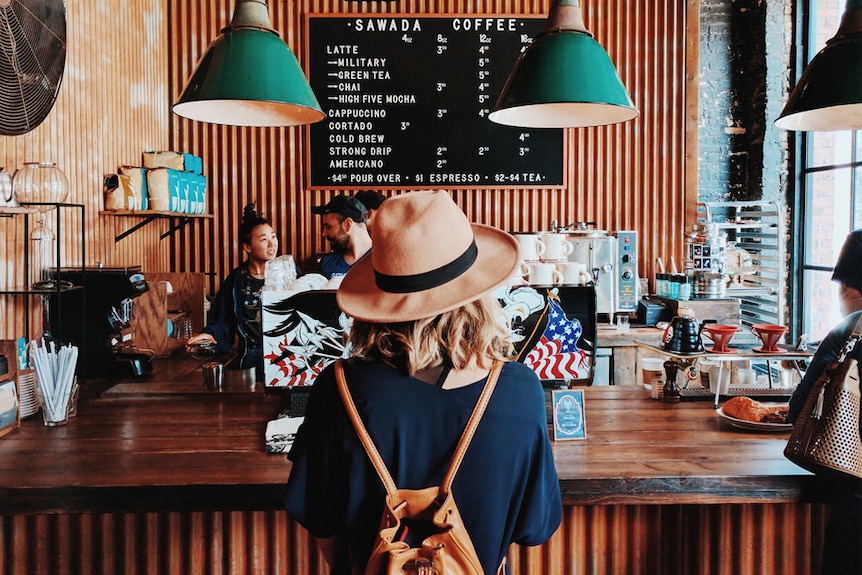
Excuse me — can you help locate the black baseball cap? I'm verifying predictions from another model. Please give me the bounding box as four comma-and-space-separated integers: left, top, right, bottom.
354, 190, 387, 211
311, 195, 368, 223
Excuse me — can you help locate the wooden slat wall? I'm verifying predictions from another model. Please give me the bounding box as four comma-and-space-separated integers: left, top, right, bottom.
0, 1, 171, 339
0, 503, 826, 575
1, 0, 692, 335
168, 0, 691, 295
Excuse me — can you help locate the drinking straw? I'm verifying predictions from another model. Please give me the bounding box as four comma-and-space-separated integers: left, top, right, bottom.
30, 339, 78, 422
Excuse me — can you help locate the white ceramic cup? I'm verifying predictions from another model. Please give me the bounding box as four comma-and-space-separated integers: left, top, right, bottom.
527, 262, 563, 286
540, 233, 574, 261
556, 261, 591, 285
514, 234, 546, 262
508, 262, 531, 287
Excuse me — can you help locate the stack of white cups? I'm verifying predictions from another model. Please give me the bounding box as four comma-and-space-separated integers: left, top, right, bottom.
514, 232, 591, 286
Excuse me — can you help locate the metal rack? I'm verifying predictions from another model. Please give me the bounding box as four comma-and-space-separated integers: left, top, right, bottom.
700, 201, 785, 327
0, 203, 86, 338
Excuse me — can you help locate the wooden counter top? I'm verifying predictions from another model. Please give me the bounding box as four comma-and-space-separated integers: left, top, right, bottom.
553, 386, 823, 505
0, 390, 290, 514
595, 324, 663, 346
0, 367, 824, 515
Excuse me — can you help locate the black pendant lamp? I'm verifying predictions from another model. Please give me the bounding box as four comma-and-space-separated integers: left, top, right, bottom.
775, 0, 862, 131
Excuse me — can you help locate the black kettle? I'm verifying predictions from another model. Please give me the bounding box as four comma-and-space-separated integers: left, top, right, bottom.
662, 308, 715, 354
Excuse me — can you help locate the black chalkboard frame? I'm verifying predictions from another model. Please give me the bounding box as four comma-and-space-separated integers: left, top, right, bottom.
304, 14, 566, 190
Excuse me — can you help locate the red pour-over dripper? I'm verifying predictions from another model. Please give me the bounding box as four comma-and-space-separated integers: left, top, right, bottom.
703, 324, 739, 353
751, 324, 788, 352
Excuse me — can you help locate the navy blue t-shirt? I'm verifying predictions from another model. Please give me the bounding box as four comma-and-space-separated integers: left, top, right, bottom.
285, 359, 562, 575
318, 253, 353, 279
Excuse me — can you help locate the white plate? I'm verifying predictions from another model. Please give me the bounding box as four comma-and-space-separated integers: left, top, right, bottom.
716, 406, 792, 432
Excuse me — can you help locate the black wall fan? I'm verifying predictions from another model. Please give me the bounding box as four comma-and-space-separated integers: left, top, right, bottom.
0, 0, 66, 136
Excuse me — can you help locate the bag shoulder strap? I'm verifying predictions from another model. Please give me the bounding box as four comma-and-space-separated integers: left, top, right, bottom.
850, 314, 862, 340
335, 359, 503, 498
834, 314, 862, 366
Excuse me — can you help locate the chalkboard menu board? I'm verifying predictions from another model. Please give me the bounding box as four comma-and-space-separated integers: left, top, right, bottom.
306, 15, 564, 189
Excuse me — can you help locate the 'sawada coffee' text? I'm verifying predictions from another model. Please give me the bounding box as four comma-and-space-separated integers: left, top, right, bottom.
353, 18, 520, 33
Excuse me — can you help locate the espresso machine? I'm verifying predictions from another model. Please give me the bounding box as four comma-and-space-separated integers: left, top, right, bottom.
56, 266, 153, 377
557, 223, 639, 319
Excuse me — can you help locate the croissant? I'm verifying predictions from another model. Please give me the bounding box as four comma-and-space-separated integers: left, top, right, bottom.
722, 396, 787, 422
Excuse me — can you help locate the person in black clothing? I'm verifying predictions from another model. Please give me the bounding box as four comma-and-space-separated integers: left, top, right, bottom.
286, 191, 562, 574
788, 228, 862, 575
834, 229, 862, 316
186, 204, 280, 375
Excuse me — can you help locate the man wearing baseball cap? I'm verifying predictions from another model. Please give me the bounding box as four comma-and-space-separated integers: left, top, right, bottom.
312, 195, 373, 279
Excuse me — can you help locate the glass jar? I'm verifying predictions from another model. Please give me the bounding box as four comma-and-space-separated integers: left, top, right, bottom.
13, 162, 68, 288
13, 162, 68, 210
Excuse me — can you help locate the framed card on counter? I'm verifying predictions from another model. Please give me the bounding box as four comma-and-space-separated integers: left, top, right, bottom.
0, 379, 19, 438
551, 389, 587, 441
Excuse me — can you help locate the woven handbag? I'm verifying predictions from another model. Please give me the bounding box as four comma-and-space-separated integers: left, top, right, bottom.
784, 315, 862, 481
335, 360, 505, 575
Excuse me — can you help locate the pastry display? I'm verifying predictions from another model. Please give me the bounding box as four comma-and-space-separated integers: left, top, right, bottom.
721, 396, 789, 424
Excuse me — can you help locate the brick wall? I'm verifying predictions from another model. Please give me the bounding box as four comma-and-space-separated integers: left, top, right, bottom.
698, 0, 792, 204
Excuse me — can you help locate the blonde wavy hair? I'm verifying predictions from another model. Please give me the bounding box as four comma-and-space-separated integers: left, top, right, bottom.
347, 292, 514, 375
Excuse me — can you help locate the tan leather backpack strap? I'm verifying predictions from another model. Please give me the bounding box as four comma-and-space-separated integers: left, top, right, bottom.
441, 360, 503, 492
335, 360, 399, 497
336, 359, 504, 496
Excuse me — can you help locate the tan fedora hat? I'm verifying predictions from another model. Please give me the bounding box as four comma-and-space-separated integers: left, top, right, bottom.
337, 190, 520, 323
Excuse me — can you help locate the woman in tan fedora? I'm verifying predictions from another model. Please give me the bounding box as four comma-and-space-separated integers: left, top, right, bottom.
285, 190, 562, 574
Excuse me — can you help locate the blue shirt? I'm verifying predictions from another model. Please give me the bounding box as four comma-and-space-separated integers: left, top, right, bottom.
318, 253, 353, 279
285, 359, 562, 575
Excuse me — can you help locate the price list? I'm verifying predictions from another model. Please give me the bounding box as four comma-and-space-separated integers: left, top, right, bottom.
306, 15, 564, 189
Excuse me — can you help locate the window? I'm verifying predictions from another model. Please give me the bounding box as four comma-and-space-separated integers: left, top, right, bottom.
796, 0, 862, 340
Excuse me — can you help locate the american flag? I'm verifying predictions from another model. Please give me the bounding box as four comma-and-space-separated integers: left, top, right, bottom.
524, 298, 590, 380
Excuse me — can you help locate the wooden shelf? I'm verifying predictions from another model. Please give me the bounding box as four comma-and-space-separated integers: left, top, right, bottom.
100, 210, 213, 242
100, 209, 212, 218
0, 206, 37, 216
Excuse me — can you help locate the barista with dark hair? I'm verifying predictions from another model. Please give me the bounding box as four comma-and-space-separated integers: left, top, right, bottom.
187, 204, 283, 375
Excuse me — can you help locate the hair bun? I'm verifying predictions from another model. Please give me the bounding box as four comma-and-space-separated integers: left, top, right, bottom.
242, 203, 258, 223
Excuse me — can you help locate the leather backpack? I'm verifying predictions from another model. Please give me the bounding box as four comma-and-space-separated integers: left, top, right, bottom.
335, 359, 504, 575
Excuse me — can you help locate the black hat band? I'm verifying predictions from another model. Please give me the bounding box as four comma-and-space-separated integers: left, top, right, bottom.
374, 241, 478, 294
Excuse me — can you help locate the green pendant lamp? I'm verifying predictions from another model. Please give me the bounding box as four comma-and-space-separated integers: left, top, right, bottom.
775, 0, 862, 131
172, 0, 324, 127
489, 0, 638, 128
